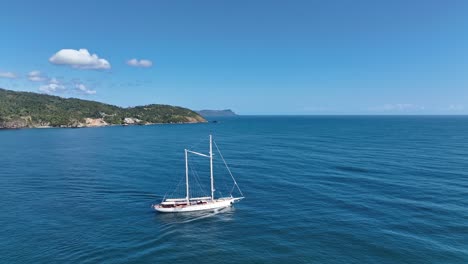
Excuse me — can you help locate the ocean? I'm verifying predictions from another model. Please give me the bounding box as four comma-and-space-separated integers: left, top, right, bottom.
0, 116, 467, 263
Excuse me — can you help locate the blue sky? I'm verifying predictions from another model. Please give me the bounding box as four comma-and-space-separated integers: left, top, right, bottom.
0, 0, 467, 114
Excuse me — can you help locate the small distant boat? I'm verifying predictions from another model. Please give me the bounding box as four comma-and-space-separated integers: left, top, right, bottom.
153, 135, 244, 213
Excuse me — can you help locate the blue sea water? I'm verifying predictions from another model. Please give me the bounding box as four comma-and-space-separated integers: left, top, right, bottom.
1, 116, 467, 263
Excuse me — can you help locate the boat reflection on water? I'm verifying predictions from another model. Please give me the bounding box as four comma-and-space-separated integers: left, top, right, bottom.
155, 206, 236, 225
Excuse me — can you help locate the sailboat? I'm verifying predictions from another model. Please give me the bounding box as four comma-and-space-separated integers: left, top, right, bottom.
153, 135, 244, 213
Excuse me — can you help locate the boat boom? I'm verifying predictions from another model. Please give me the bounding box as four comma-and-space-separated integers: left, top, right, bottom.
186, 150, 210, 158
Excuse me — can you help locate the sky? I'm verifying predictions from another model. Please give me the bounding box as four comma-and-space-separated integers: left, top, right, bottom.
0, 0, 467, 115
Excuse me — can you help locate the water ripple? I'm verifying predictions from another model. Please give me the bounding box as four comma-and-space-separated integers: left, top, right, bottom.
1, 116, 468, 263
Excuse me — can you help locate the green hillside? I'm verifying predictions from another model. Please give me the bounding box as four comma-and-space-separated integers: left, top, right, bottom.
0, 88, 206, 128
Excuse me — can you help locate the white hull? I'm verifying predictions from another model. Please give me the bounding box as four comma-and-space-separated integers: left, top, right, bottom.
154, 197, 242, 213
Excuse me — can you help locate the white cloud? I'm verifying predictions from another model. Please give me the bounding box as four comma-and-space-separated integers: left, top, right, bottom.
28, 70, 47, 82
38, 78, 66, 94
49, 49, 111, 70
49, 77, 60, 84
370, 104, 425, 112
35, 76, 97, 95
75, 83, 96, 95
39, 83, 66, 94
446, 104, 464, 111
126, 58, 152, 67
0, 71, 17, 79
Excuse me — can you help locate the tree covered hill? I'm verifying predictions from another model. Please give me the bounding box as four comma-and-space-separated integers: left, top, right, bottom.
0, 88, 206, 128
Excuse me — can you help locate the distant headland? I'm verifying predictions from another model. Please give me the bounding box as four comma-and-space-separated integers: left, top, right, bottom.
196, 109, 238, 117
0, 88, 206, 129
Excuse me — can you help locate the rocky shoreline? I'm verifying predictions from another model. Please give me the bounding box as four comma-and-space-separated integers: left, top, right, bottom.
0, 117, 206, 129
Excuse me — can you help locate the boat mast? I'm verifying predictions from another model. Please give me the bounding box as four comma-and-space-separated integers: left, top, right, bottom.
210, 135, 214, 200
185, 149, 189, 205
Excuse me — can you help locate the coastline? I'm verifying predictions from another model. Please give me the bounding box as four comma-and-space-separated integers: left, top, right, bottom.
0, 88, 207, 130
0, 119, 208, 130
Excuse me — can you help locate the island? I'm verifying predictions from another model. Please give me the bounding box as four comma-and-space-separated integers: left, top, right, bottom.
0, 88, 206, 129
196, 109, 238, 117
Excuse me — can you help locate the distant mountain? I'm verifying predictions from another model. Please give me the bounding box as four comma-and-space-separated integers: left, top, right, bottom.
0, 88, 206, 129
196, 109, 238, 117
